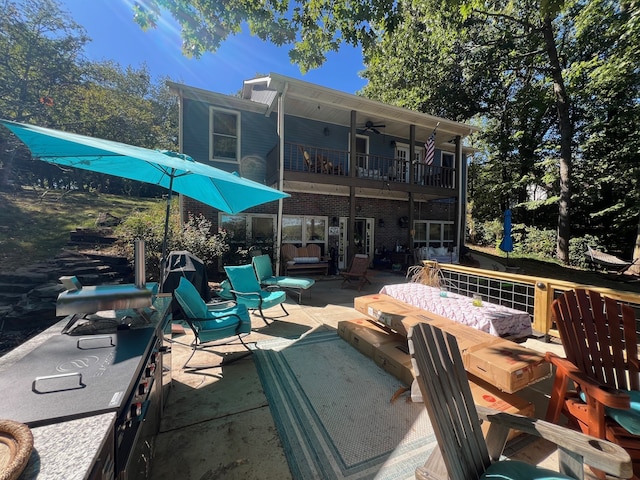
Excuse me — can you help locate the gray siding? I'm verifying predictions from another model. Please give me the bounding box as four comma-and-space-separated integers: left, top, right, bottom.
182, 99, 210, 164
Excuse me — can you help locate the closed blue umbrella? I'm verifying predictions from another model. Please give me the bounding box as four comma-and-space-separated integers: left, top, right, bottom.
1, 119, 289, 279
499, 209, 514, 264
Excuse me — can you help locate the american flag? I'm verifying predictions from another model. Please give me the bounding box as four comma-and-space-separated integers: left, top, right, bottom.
424, 130, 436, 165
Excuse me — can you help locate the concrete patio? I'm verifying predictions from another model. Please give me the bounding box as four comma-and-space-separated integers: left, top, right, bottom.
151, 268, 569, 480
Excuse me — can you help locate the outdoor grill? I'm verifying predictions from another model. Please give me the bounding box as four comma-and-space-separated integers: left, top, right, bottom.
0, 240, 167, 479
56, 239, 153, 333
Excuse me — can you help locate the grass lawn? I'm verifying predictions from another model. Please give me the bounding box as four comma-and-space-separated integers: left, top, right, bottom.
468, 245, 640, 294
0, 187, 161, 270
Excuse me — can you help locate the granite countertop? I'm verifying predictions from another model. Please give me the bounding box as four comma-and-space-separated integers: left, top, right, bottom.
0, 318, 119, 480
17, 412, 116, 480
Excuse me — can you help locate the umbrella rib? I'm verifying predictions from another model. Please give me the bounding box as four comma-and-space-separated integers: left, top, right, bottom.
36, 155, 194, 181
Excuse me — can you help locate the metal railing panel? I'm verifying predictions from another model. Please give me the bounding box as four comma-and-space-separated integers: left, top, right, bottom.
433, 262, 640, 337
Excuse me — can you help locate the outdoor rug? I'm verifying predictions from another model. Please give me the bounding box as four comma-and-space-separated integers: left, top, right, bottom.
252, 330, 436, 479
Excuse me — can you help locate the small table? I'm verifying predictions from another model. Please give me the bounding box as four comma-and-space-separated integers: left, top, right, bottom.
379, 283, 532, 338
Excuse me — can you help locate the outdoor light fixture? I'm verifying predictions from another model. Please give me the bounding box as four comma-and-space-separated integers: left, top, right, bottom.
378, 218, 385, 227
323, 127, 330, 136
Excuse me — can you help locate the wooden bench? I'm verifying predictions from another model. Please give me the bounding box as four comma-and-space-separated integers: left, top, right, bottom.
281, 244, 329, 276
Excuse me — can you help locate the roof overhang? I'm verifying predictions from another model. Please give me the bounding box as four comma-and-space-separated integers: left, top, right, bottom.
169, 73, 480, 153
242, 73, 480, 146
167, 81, 269, 115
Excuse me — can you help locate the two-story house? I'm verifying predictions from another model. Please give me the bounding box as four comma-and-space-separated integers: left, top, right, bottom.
168, 73, 478, 273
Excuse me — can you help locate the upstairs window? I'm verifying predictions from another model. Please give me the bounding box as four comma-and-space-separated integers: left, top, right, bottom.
210, 108, 239, 163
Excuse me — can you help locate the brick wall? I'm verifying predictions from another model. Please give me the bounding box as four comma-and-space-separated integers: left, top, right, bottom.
181, 192, 455, 253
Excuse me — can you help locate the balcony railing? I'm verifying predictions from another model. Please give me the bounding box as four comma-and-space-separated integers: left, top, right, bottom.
280, 142, 456, 189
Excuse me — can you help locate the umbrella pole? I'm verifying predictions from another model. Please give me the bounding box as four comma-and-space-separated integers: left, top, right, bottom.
160, 174, 175, 290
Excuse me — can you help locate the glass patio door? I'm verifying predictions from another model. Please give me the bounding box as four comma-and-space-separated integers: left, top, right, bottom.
395, 145, 424, 183
338, 217, 375, 269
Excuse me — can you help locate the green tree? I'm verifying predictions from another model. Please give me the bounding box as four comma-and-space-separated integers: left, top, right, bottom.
570, 0, 640, 264
360, 5, 557, 226
0, 0, 88, 188
0, 0, 88, 123
362, 0, 639, 263
50, 62, 179, 194
0, 0, 179, 194
132, 0, 400, 72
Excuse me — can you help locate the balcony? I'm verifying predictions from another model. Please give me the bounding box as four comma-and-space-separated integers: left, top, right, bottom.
266, 142, 457, 194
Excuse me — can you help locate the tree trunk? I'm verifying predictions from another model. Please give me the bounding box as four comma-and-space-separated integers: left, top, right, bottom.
542, 16, 572, 264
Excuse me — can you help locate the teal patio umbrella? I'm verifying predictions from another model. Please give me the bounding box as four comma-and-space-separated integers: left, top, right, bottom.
1, 119, 289, 279
499, 209, 514, 265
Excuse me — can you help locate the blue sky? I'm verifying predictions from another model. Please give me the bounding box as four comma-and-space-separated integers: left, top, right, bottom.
59, 0, 368, 96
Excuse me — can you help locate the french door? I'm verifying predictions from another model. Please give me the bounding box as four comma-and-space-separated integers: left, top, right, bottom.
338, 217, 375, 269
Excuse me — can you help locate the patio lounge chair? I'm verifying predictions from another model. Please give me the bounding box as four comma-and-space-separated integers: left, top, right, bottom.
408, 321, 633, 480
251, 254, 315, 304
340, 254, 371, 291
224, 264, 289, 326
546, 289, 640, 479
173, 277, 252, 369
586, 246, 638, 274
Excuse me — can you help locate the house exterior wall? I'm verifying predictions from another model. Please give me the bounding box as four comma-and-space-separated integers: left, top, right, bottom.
175, 80, 470, 270
182, 97, 279, 183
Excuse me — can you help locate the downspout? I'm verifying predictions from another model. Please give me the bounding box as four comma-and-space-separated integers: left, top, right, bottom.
455, 136, 464, 251
275, 82, 289, 275
408, 125, 416, 249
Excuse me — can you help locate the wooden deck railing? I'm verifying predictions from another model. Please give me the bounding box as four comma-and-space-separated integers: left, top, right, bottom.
435, 263, 640, 338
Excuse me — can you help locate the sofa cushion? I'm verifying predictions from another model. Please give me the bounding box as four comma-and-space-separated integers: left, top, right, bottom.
293, 256, 320, 263
225, 264, 261, 292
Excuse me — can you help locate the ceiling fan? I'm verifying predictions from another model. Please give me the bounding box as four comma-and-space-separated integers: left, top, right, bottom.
358, 120, 386, 135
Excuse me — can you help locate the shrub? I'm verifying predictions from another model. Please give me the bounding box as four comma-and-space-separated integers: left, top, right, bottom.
474, 219, 503, 247
516, 227, 556, 258
114, 200, 170, 279
173, 213, 229, 265
115, 201, 228, 280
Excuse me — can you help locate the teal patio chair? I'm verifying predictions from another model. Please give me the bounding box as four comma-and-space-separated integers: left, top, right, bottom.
251, 254, 315, 304
408, 322, 632, 480
224, 264, 289, 326
173, 277, 253, 369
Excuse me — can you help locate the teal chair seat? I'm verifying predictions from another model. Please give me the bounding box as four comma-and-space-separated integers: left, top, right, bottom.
252, 254, 315, 303
215, 279, 235, 301
224, 264, 289, 326
578, 389, 640, 435
482, 461, 574, 479
174, 276, 252, 368
261, 276, 314, 289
